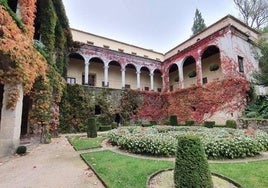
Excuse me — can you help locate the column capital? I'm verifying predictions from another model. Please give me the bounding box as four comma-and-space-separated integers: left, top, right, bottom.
104, 65, 109, 69
121, 68, 126, 72
136, 71, 141, 74
150, 73, 154, 77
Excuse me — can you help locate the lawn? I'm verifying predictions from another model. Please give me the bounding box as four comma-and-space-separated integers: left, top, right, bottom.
82, 150, 268, 188
67, 135, 106, 150
81, 150, 174, 188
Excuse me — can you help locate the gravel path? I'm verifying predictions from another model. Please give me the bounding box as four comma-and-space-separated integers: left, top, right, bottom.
0, 135, 104, 188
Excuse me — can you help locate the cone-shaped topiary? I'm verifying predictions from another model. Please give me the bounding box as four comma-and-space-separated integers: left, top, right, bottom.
169, 115, 178, 126
87, 118, 97, 138
174, 135, 213, 188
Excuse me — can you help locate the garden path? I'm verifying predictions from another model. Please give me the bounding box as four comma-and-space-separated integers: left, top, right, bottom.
0, 135, 105, 188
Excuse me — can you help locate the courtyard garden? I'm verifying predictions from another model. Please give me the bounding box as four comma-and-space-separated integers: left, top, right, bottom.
67, 125, 268, 188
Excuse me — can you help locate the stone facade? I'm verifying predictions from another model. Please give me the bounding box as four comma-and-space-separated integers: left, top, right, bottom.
238, 118, 268, 133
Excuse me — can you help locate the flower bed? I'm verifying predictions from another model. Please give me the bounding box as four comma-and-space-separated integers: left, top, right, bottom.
108, 126, 268, 159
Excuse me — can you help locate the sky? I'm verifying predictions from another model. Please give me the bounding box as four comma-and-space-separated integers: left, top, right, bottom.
62, 0, 240, 53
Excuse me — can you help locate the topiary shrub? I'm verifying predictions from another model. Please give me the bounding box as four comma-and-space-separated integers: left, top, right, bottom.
150, 121, 157, 126
204, 121, 215, 128
169, 115, 178, 126
87, 118, 97, 138
111, 122, 118, 129
226, 120, 237, 129
185, 120, 195, 126
99, 125, 112, 131
16, 146, 27, 155
174, 135, 213, 188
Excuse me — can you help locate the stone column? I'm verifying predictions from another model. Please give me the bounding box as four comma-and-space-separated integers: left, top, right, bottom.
178, 64, 184, 89
84, 62, 89, 85
136, 70, 141, 89
196, 58, 202, 86
0, 84, 23, 158
121, 68, 126, 89
104, 65, 109, 87
150, 73, 154, 91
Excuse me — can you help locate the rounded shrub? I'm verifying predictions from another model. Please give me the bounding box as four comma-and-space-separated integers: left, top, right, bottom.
226, 120, 237, 129
185, 120, 195, 126
87, 118, 97, 138
16, 146, 27, 155
169, 115, 178, 126
174, 135, 213, 188
204, 121, 215, 128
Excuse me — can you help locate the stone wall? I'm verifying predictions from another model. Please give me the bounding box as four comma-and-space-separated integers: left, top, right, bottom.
237, 118, 268, 133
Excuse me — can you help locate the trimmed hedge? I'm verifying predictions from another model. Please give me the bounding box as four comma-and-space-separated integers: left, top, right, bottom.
16, 146, 27, 155
185, 120, 195, 126
174, 135, 213, 188
99, 125, 112, 131
226, 120, 237, 129
204, 121, 215, 128
169, 115, 178, 126
87, 118, 97, 138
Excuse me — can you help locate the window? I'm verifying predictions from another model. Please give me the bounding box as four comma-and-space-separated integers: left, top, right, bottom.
118, 48, 124, 52
144, 87, 149, 91
169, 85, 173, 91
82, 74, 96, 86
125, 84, 131, 89
202, 77, 208, 84
102, 81, 109, 87
157, 88, 162, 92
67, 77, 76, 84
238, 56, 244, 72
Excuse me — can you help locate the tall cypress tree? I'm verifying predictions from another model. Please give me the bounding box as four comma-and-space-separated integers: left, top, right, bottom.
191, 9, 207, 35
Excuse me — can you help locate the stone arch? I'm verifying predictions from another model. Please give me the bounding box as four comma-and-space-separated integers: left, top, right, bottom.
108, 61, 121, 89
88, 57, 105, 87
201, 45, 222, 84
67, 53, 85, 85
140, 66, 150, 91
153, 69, 163, 92
125, 63, 137, 89
182, 56, 196, 88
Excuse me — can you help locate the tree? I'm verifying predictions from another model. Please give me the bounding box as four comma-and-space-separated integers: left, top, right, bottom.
191, 9, 207, 35
253, 27, 268, 86
233, 0, 268, 30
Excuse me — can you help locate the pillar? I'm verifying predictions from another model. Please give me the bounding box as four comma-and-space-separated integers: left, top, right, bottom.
84, 61, 89, 85
178, 64, 184, 89
0, 84, 23, 157
196, 58, 202, 86
150, 73, 154, 91
136, 70, 141, 89
121, 68, 126, 89
104, 65, 109, 87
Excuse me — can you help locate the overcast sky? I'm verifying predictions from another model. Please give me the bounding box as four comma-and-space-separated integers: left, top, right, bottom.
63, 0, 240, 53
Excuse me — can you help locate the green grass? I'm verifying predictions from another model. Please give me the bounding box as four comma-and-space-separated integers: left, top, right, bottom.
81, 150, 174, 188
67, 135, 106, 150
210, 160, 268, 188
81, 150, 268, 188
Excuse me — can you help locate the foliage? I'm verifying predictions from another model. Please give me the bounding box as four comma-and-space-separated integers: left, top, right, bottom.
16, 146, 27, 155
82, 150, 173, 188
188, 70, 197, 78
233, 0, 268, 30
174, 135, 213, 188
204, 121, 215, 128
191, 9, 207, 35
87, 118, 97, 138
169, 115, 178, 126
119, 89, 142, 123
209, 64, 220, 71
225, 120, 237, 129
253, 32, 268, 86
59, 85, 94, 133
244, 95, 268, 118
99, 125, 112, 131
108, 126, 268, 159
67, 135, 106, 150
185, 120, 195, 126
